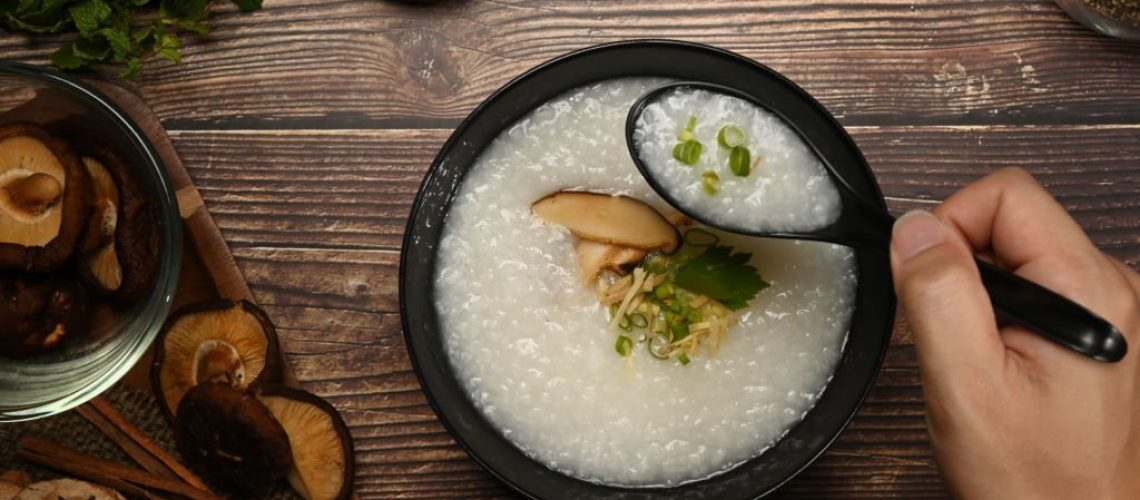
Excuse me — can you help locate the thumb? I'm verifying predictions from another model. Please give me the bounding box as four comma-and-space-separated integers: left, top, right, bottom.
891, 210, 1004, 377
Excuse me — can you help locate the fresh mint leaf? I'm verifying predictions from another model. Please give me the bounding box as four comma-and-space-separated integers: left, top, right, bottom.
69, 0, 111, 36
50, 41, 87, 69
157, 32, 180, 63
99, 25, 131, 61
2, 0, 260, 78
119, 56, 141, 78
674, 244, 769, 310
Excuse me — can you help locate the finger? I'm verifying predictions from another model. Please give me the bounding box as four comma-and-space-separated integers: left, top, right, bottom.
933, 167, 1099, 272
891, 210, 1005, 378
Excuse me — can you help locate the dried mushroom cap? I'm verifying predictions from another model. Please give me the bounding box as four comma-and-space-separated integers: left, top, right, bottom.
14, 479, 124, 500
256, 385, 355, 500
175, 383, 292, 498
0, 276, 87, 358
152, 300, 281, 419
0, 124, 90, 273
77, 151, 157, 304
78, 157, 118, 253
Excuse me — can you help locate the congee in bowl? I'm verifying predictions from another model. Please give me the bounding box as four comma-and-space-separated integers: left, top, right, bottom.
437, 78, 856, 486
401, 40, 895, 498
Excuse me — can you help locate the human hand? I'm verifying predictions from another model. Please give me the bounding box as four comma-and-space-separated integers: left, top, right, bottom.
889, 168, 1140, 499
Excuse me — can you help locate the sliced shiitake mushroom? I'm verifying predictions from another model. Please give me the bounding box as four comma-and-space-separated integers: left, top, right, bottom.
76, 151, 158, 304
0, 275, 87, 358
575, 239, 647, 285
152, 300, 281, 419
532, 191, 680, 254
174, 383, 292, 498
0, 124, 91, 273
256, 384, 355, 500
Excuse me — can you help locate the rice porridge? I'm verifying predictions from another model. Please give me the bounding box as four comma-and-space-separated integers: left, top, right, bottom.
434, 78, 857, 486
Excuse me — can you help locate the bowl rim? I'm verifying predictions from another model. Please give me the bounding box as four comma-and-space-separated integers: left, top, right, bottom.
400, 39, 895, 498
0, 61, 183, 421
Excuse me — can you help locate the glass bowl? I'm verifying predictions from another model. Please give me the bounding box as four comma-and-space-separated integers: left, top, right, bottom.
1056, 0, 1140, 40
0, 62, 182, 422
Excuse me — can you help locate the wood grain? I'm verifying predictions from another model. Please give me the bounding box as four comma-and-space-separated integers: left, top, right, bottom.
169, 125, 1140, 262
4, 1, 1138, 497
3, 0, 1140, 128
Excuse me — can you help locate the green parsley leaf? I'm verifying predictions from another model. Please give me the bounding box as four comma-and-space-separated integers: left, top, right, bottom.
673, 244, 769, 310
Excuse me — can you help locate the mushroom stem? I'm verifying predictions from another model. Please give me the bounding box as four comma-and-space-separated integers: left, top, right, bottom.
6, 173, 62, 215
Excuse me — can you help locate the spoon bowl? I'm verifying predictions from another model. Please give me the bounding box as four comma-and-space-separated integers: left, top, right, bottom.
627, 81, 1127, 363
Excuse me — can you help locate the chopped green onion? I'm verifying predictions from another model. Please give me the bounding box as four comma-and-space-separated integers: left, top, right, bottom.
672, 139, 703, 166
683, 228, 719, 247
677, 116, 698, 141
701, 170, 720, 195
618, 314, 633, 332
629, 312, 649, 328
670, 322, 689, 341
678, 352, 691, 365
685, 308, 702, 323
642, 256, 668, 274
653, 283, 674, 299
615, 335, 633, 357
717, 125, 746, 148
729, 146, 751, 177
647, 333, 671, 359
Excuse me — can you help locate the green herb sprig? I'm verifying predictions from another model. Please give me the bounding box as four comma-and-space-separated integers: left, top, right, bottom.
1, 0, 262, 78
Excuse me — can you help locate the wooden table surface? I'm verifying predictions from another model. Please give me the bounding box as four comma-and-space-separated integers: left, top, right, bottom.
4, 1, 1139, 498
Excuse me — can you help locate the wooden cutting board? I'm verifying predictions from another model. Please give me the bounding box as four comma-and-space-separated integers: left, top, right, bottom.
84, 80, 297, 389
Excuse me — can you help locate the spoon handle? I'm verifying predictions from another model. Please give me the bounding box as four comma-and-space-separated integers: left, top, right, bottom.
843, 201, 1126, 362
976, 259, 1127, 362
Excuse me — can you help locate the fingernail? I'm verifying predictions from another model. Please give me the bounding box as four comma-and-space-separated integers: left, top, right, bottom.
892, 210, 947, 261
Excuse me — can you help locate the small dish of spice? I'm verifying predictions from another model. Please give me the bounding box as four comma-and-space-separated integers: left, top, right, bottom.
1055, 0, 1140, 40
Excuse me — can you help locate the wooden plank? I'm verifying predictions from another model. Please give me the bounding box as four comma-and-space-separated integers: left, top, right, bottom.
169, 125, 1140, 263
3, 0, 1140, 127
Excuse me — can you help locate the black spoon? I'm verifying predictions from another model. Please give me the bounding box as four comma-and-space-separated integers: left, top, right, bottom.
626, 81, 1127, 363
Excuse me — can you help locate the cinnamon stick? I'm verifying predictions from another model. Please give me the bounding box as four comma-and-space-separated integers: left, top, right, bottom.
17, 436, 220, 500
75, 404, 179, 482
82, 396, 212, 492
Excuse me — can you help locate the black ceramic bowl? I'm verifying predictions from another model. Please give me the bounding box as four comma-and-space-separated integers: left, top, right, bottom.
401, 40, 896, 499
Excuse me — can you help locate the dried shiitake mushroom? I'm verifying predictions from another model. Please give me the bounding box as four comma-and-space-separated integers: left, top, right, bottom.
0, 123, 91, 273
76, 152, 158, 304
256, 385, 355, 500
0, 276, 87, 358
152, 300, 282, 419
532, 191, 680, 254
174, 383, 292, 498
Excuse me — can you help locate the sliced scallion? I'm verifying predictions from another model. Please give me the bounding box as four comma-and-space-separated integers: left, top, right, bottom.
615, 335, 633, 357
678, 352, 691, 365
647, 333, 671, 359
618, 314, 633, 332
629, 312, 649, 328
701, 170, 720, 195
717, 125, 746, 148
677, 115, 698, 141
729, 146, 751, 177
672, 139, 703, 166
